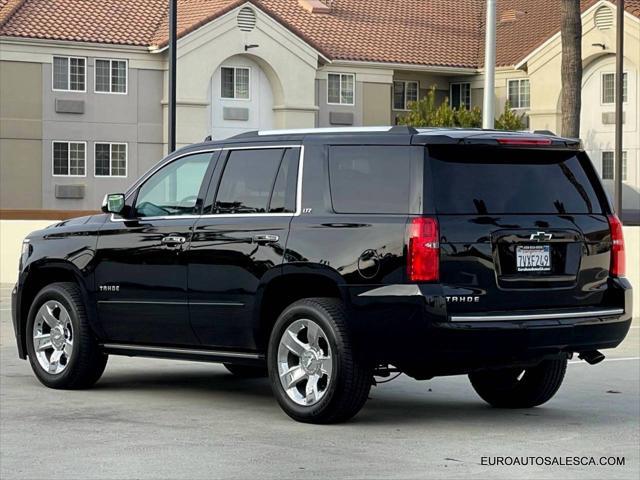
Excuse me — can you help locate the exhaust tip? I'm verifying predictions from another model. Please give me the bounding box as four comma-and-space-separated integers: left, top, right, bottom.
578, 350, 605, 365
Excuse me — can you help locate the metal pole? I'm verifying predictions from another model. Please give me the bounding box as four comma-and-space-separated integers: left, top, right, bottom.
168, 0, 177, 153
482, 0, 496, 129
614, 0, 624, 216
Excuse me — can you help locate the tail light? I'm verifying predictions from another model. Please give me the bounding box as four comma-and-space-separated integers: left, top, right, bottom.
407, 217, 439, 282
607, 214, 625, 277
496, 138, 553, 146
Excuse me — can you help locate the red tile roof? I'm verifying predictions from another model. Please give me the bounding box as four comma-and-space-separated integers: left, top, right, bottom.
0, 0, 168, 46
148, 0, 487, 68
626, 0, 640, 16
0, 0, 27, 25
1, 0, 638, 68
254, 0, 485, 67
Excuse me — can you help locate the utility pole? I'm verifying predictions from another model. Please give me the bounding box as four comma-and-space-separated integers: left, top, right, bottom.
168, 0, 177, 153
482, 0, 496, 129
614, 0, 624, 216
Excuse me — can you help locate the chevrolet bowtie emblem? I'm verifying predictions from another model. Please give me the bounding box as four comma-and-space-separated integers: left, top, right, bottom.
530, 231, 553, 241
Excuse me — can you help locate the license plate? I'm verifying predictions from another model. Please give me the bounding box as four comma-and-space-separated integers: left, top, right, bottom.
516, 245, 551, 272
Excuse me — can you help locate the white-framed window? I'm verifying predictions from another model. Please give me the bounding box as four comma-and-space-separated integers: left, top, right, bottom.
220, 66, 250, 100
602, 151, 628, 181
327, 73, 355, 105
393, 81, 419, 110
507, 78, 530, 109
601, 72, 628, 104
52, 141, 86, 177
95, 143, 127, 177
52, 56, 86, 92
95, 59, 127, 94
450, 82, 471, 109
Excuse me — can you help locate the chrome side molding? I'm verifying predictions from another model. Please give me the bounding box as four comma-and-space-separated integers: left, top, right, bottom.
450, 308, 624, 322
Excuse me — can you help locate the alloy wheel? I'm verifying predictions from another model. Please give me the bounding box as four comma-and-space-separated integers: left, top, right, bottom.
32, 300, 74, 374
277, 318, 333, 406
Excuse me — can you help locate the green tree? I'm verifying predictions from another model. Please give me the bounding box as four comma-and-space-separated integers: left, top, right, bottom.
397, 86, 483, 129
397, 86, 440, 127
456, 105, 482, 128
494, 101, 527, 130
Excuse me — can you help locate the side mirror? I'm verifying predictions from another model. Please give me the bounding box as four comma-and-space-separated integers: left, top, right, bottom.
102, 193, 126, 214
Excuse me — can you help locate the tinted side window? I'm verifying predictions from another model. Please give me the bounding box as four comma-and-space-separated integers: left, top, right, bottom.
215, 149, 285, 214
269, 148, 299, 213
429, 147, 604, 215
135, 152, 212, 217
329, 146, 412, 214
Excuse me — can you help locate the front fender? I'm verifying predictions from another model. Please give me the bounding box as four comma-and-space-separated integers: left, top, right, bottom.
15, 218, 104, 358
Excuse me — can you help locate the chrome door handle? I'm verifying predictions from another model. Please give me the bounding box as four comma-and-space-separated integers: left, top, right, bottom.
161, 236, 186, 246
253, 234, 279, 244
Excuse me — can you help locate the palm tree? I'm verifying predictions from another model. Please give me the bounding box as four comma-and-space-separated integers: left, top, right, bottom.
560, 0, 583, 138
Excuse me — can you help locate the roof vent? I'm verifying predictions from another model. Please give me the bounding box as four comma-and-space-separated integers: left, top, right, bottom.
237, 6, 256, 32
594, 6, 614, 30
298, 0, 332, 14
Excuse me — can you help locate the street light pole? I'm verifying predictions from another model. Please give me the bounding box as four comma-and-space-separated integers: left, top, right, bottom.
614, 0, 624, 216
168, 0, 177, 153
482, 0, 496, 129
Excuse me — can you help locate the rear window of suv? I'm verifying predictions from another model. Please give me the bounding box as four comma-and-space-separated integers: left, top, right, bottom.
428, 147, 604, 215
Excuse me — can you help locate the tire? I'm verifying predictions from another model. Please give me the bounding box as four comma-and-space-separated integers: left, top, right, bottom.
268, 297, 372, 424
469, 357, 568, 408
223, 363, 267, 378
25, 282, 108, 389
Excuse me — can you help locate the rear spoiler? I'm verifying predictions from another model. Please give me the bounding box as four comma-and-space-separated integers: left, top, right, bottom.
412, 130, 581, 149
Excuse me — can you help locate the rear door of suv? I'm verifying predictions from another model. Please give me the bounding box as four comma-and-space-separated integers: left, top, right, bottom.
425, 143, 616, 316
187, 145, 301, 350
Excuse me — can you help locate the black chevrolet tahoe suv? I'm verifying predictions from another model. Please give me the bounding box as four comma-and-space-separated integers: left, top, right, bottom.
12, 127, 633, 424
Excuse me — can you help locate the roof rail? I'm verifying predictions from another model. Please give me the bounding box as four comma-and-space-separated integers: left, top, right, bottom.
388, 125, 418, 134
256, 126, 396, 136
227, 130, 260, 140
226, 125, 416, 138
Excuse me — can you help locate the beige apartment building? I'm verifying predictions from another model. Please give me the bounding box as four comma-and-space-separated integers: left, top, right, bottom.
1, 0, 639, 218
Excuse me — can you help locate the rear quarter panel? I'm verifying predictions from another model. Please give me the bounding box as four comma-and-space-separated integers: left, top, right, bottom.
283, 140, 430, 361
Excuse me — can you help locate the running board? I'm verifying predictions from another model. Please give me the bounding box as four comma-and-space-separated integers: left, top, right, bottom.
450, 308, 624, 322
101, 343, 264, 363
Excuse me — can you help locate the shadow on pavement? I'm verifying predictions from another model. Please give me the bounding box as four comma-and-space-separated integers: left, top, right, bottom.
94, 369, 274, 398
83, 368, 622, 428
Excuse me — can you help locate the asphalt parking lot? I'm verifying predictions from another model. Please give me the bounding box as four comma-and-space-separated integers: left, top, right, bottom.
1, 284, 638, 480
